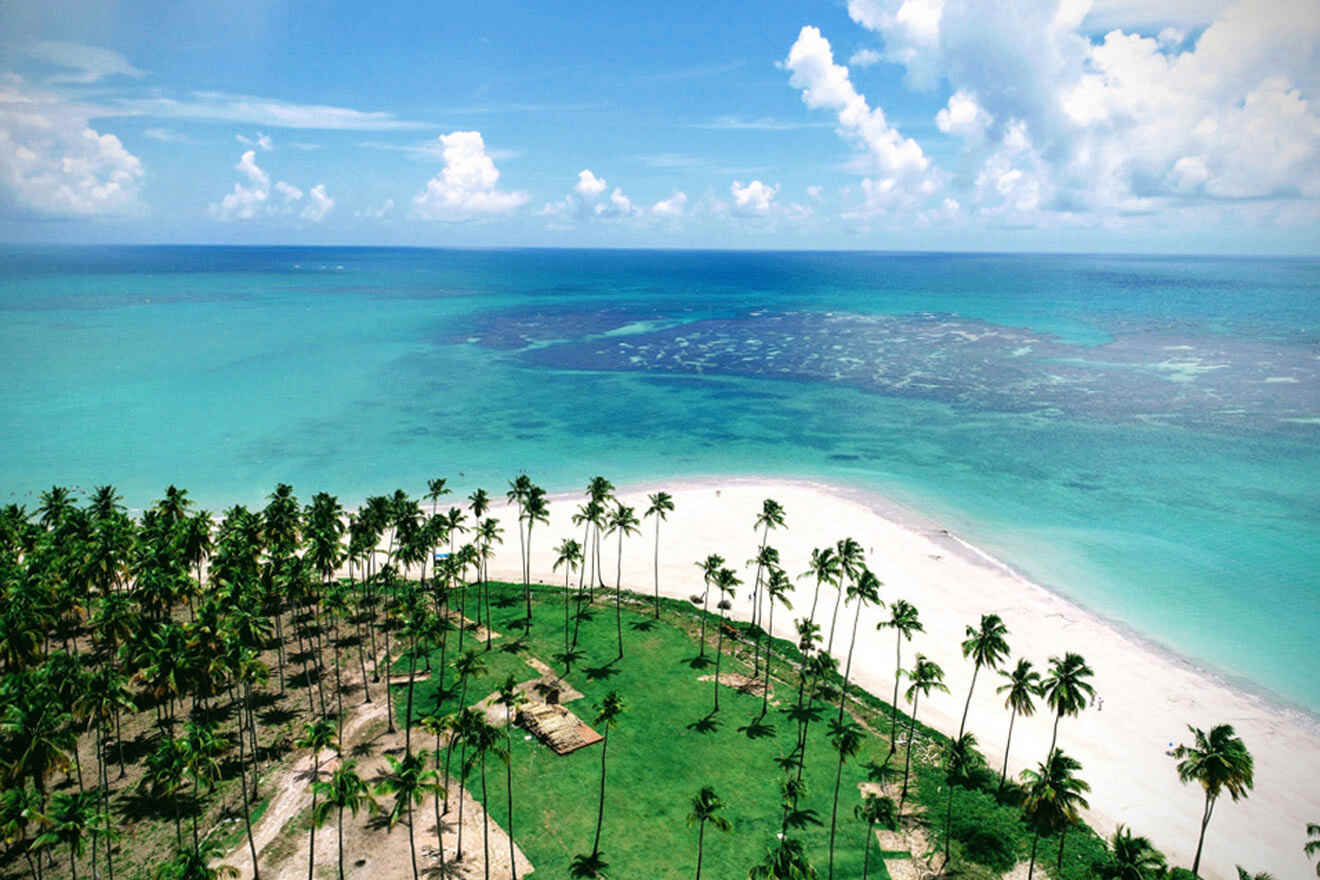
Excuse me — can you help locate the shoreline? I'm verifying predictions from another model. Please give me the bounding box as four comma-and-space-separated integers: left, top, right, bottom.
477, 475, 1319, 880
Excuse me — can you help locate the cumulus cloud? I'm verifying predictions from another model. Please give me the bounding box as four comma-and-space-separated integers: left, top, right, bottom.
651, 191, 688, 217
785, 26, 935, 184
412, 131, 528, 221
840, 0, 1320, 224
0, 76, 144, 218
574, 169, 608, 197
849, 48, 883, 68
731, 180, 777, 216
209, 149, 333, 223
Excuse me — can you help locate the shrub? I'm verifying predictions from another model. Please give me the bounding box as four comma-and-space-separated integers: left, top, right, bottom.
947, 787, 1022, 873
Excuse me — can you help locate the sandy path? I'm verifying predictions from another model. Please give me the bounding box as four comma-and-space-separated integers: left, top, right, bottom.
478, 478, 1320, 880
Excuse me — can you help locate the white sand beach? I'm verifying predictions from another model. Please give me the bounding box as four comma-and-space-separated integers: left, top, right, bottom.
477, 478, 1320, 880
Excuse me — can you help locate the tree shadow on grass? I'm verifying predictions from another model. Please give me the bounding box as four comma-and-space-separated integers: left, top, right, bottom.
738, 717, 777, 739
629, 618, 658, 632
684, 653, 715, 670
553, 647, 587, 670
259, 706, 300, 728
784, 806, 823, 830
492, 594, 519, 609
687, 713, 723, 735
583, 662, 620, 682
499, 636, 528, 655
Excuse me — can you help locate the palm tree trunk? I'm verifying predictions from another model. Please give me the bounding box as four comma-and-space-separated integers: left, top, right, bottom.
713, 614, 725, 713
383, 613, 395, 733
1027, 829, 1040, 879
615, 530, 624, 659
944, 771, 955, 868
837, 597, 864, 725
432, 741, 446, 867
862, 820, 875, 880
480, 754, 490, 880
336, 804, 345, 880
506, 704, 517, 880
238, 717, 261, 880
307, 758, 318, 880
653, 518, 661, 618
887, 636, 903, 761
524, 523, 534, 636
1191, 793, 1215, 877
899, 694, 920, 813
698, 586, 710, 658
1056, 823, 1068, 872
404, 641, 417, 757
828, 743, 845, 880
761, 596, 774, 717
407, 797, 419, 880
958, 662, 980, 739
827, 579, 845, 655
998, 708, 1018, 801
1047, 711, 1061, 762
695, 819, 706, 880
592, 729, 609, 857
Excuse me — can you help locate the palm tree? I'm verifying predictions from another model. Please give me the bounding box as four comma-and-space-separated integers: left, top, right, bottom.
1021, 749, 1090, 879
1104, 824, 1166, 880
826, 718, 864, 880
747, 836, 818, 880
463, 716, 508, 880
836, 566, 882, 725
1306, 822, 1320, 877
802, 546, 839, 629
899, 654, 948, 812
687, 786, 731, 880
181, 721, 226, 857
693, 554, 724, 659
589, 691, 626, 861
827, 538, 863, 656
553, 538, 584, 670
377, 752, 438, 880
585, 477, 616, 590
941, 732, 982, 869
1172, 723, 1254, 878
645, 491, 675, 619
295, 719, 337, 880
520, 488, 549, 634
751, 500, 787, 640
312, 761, 376, 880
495, 676, 528, 880
995, 658, 1041, 798
760, 568, 793, 716
1234, 869, 1275, 880
606, 502, 640, 658
444, 650, 487, 813
34, 791, 104, 880
957, 613, 1010, 739
1041, 652, 1095, 760
711, 567, 741, 713
854, 794, 898, 880
506, 475, 532, 590
878, 599, 922, 762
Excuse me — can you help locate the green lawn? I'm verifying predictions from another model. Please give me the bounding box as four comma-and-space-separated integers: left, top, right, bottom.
391, 581, 1112, 880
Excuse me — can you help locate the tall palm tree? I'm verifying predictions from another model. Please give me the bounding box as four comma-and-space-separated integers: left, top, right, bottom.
34, 791, 104, 880
181, 720, 226, 857
827, 538, 863, 656
1021, 749, 1090, 879
1306, 822, 1320, 877
995, 658, 1041, 798
957, 613, 1010, 738
645, 492, 675, 619
760, 568, 793, 716
585, 477, 616, 591
312, 761, 376, 880
751, 499, 787, 640
826, 718, 864, 880
941, 732, 982, 869
693, 554, 724, 659
687, 786, 731, 880
802, 546, 839, 629
878, 599, 922, 763
444, 650, 487, 813
376, 752, 436, 880
711, 567, 741, 713
506, 475, 532, 592
854, 794, 898, 880
589, 691, 626, 861
495, 676, 528, 880
606, 502, 640, 659
520, 488, 549, 634
899, 654, 948, 812
553, 538, 584, 669
295, 719, 337, 880
1104, 824, 1166, 880
836, 567, 883, 725
1041, 652, 1095, 760
1172, 723, 1254, 878
746, 545, 780, 676
463, 716, 508, 880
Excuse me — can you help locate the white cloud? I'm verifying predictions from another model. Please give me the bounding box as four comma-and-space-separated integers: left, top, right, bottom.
27, 42, 146, 84
651, 191, 688, 217
412, 131, 528, 221
785, 26, 934, 181
849, 48, 884, 68
935, 90, 993, 140
236, 132, 273, 151
0, 76, 144, 218
807, 185, 824, 200
274, 180, 303, 201
840, 0, 1320, 226
595, 187, 637, 218
300, 184, 334, 222
143, 127, 192, 144
574, 169, 608, 197
360, 198, 394, 219
731, 179, 777, 216
113, 91, 426, 130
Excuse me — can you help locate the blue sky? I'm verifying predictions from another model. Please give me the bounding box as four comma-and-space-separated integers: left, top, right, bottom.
1, 0, 1318, 252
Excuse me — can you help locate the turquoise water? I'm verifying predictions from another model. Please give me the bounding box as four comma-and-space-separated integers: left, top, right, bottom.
2, 246, 1318, 710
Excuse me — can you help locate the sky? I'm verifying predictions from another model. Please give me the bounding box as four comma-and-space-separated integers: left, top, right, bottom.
1, 0, 1318, 253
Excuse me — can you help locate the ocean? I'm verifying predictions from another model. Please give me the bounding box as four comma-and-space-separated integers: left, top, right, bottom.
2, 245, 1317, 711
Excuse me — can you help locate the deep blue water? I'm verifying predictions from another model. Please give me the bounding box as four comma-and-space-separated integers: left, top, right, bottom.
2, 245, 1318, 710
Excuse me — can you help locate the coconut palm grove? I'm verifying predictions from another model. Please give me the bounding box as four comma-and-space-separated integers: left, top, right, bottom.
0, 478, 1308, 880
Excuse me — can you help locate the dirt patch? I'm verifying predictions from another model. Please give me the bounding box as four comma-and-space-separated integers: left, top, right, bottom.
517, 703, 602, 755
696, 672, 775, 700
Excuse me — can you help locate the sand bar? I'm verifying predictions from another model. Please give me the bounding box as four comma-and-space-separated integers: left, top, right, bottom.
476, 478, 1319, 880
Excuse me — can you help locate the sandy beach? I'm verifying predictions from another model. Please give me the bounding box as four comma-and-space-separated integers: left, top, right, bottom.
474, 478, 1319, 880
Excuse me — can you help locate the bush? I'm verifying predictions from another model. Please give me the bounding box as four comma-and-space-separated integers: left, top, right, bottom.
1169, 869, 1198, 880
947, 787, 1022, 873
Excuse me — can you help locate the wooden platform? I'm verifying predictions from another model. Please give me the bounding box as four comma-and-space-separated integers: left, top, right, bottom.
518, 702, 603, 755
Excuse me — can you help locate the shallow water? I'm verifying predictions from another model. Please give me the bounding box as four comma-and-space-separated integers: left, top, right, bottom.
2, 245, 1317, 709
